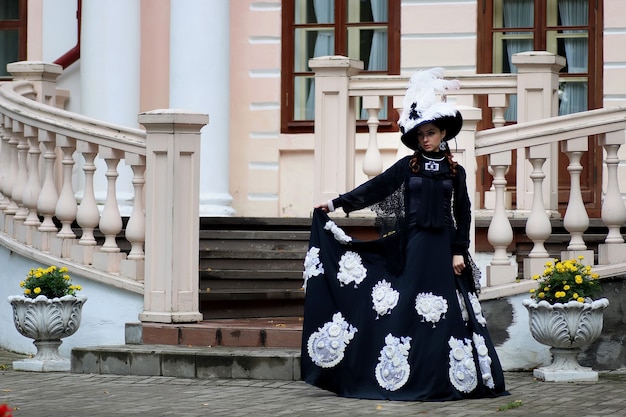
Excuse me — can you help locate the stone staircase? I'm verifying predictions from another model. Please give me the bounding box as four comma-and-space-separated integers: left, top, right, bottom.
71, 216, 620, 381
71, 216, 379, 381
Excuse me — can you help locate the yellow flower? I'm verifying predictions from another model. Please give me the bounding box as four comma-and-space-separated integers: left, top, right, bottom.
538, 292, 545, 299
564, 285, 570, 291
24, 288, 31, 295
59, 267, 68, 273
34, 287, 41, 294
35, 272, 42, 278
63, 275, 71, 280
578, 255, 584, 260
573, 293, 579, 299
575, 275, 583, 284
19, 281, 25, 287
529, 288, 536, 293
577, 297, 585, 303
555, 291, 565, 299
532, 275, 540, 280
592, 273, 599, 279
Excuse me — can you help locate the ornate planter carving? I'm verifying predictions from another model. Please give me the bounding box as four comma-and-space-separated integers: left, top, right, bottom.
7, 294, 87, 372
523, 298, 609, 382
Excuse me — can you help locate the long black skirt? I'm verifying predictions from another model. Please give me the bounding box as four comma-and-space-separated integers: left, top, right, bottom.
301, 209, 508, 401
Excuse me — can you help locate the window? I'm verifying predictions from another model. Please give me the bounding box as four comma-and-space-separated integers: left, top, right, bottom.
0, 0, 26, 79
477, 0, 603, 214
281, 0, 400, 133
479, 0, 601, 122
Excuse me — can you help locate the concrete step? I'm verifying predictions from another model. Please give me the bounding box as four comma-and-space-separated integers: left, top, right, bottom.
71, 345, 301, 381
132, 317, 304, 348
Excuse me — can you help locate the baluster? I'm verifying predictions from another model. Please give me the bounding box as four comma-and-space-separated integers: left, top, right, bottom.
523, 145, 552, 278
12, 124, 29, 222
486, 151, 516, 286
99, 149, 123, 252
125, 154, 146, 260
0, 114, 10, 210
488, 94, 509, 128
38, 132, 59, 232
598, 131, 626, 263
561, 137, 593, 263
23, 126, 42, 228
362, 95, 383, 178
55, 136, 78, 239
4, 121, 19, 217
393, 95, 412, 160
75, 142, 100, 247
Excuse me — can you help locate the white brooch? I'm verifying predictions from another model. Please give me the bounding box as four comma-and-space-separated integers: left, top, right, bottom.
307, 312, 358, 368
324, 220, 352, 244
415, 292, 448, 326
302, 246, 324, 291
375, 333, 412, 391
371, 280, 399, 319
473, 333, 495, 388
448, 336, 478, 394
337, 251, 367, 288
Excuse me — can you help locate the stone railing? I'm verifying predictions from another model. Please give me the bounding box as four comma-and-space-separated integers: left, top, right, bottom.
311, 52, 626, 299
0, 62, 206, 323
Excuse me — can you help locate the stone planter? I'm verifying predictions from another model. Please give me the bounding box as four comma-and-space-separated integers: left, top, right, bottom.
7, 294, 87, 372
523, 298, 609, 382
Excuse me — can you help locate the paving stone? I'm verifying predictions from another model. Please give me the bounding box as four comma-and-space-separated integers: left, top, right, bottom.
3, 348, 626, 417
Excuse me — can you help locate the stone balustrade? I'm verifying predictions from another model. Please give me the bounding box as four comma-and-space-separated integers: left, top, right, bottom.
310, 52, 626, 299
0, 61, 206, 323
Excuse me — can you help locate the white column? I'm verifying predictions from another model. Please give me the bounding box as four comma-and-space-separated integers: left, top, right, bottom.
80, 0, 140, 214
170, 0, 234, 216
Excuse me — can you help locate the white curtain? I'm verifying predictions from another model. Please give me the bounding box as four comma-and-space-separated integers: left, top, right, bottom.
361, 0, 388, 119
306, 0, 334, 119
558, 0, 588, 115
503, 0, 534, 121
368, 0, 387, 71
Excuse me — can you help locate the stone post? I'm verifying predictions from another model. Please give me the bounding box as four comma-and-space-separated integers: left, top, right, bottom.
139, 110, 207, 323
309, 56, 363, 207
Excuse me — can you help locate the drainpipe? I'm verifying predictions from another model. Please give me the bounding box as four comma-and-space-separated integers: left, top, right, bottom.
53, 0, 81, 69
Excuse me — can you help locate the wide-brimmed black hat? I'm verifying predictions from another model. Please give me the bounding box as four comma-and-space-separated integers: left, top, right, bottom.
400, 109, 463, 150
398, 68, 463, 150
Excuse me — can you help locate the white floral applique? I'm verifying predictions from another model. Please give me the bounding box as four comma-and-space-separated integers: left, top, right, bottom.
337, 251, 367, 288
375, 333, 412, 391
448, 336, 478, 394
456, 290, 469, 323
302, 246, 324, 291
456, 291, 487, 327
468, 293, 487, 326
371, 280, 400, 319
473, 333, 495, 388
324, 220, 352, 244
415, 292, 448, 326
307, 312, 358, 368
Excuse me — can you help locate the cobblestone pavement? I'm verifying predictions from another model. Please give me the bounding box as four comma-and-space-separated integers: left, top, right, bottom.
2, 349, 626, 417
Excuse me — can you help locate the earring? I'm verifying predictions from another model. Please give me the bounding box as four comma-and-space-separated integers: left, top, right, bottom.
439, 141, 447, 151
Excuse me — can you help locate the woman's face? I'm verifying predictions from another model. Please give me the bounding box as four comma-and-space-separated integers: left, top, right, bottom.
416, 123, 446, 152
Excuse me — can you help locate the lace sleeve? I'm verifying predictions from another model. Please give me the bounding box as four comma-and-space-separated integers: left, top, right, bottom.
370, 182, 405, 238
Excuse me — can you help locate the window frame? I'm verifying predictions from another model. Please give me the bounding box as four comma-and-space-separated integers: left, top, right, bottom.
0, 0, 27, 80
476, 0, 604, 215
281, 0, 401, 134
477, 0, 602, 118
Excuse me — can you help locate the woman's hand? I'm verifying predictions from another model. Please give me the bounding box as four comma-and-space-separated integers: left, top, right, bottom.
452, 254, 466, 275
315, 202, 330, 213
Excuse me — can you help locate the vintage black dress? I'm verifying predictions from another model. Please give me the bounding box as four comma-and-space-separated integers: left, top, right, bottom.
301, 153, 507, 401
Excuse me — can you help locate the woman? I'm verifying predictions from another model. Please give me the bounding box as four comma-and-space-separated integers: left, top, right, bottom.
301, 68, 507, 401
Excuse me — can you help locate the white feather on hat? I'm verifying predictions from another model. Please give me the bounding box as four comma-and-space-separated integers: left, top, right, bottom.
398, 68, 462, 149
